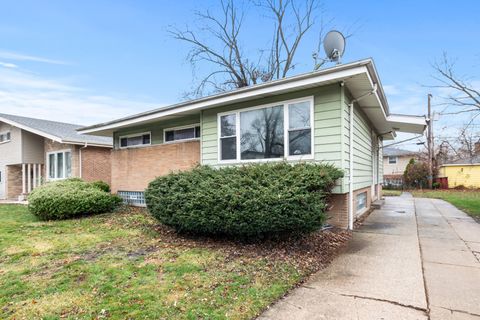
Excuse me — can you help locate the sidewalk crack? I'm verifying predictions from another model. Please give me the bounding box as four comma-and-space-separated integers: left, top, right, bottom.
337, 293, 428, 314
435, 306, 480, 317
414, 198, 432, 320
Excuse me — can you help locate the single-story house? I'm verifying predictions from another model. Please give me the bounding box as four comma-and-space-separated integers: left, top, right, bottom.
78, 59, 426, 229
382, 147, 418, 186
439, 155, 480, 188
0, 113, 112, 200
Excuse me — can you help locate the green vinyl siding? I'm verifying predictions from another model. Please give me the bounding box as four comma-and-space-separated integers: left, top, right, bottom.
112, 114, 200, 149
352, 105, 373, 190
201, 84, 346, 193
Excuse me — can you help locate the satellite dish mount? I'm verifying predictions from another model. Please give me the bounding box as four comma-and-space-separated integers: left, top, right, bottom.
323, 30, 346, 64
313, 30, 346, 70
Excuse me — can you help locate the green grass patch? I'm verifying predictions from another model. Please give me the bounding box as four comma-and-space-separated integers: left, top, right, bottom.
411, 190, 480, 218
382, 189, 402, 197
0, 204, 303, 319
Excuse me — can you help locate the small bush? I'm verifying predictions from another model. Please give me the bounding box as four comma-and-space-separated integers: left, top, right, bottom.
404, 159, 429, 189
28, 179, 122, 220
90, 180, 111, 193
145, 163, 343, 238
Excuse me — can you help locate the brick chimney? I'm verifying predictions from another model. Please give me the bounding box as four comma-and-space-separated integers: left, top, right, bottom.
475, 142, 480, 155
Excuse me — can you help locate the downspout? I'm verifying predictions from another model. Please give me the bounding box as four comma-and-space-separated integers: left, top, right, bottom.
348, 83, 378, 230
79, 142, 88, 178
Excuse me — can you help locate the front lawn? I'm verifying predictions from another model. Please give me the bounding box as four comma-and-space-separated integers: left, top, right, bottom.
0, 205, 349, 319
411, 189, 480, 219
382, 189, 402, 197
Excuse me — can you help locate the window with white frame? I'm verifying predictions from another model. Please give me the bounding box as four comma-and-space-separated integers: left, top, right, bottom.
388, 156, 397, 164
219, 97, 313, 162
164, 125, 200, 143
119, 132, 151, 148
0, 131, 11, 143
47, 150, 72, 180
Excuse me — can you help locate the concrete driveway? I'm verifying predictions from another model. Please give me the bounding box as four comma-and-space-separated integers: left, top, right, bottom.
259, 194, 480, 319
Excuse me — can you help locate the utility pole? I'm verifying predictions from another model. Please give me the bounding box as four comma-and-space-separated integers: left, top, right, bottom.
427, 94, 433, 189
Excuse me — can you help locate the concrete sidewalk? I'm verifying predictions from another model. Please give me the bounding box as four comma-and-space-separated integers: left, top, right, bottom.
259, 194, 480, 320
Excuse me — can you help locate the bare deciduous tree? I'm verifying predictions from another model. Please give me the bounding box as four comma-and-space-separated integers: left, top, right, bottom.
429, 53, 480, 164
169, 0, 323, 98
432, 53, 480, 117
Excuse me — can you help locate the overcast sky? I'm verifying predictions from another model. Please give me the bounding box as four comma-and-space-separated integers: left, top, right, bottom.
0, 0, 479, 150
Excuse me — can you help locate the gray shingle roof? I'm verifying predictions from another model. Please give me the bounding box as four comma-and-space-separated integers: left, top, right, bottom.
383, 147, 417, 157
444, 155, 480, 165
0, 113, 112, 146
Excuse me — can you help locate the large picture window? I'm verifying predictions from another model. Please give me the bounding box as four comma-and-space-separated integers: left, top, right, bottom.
219, 97, 313, 162
47, 150, 72, 180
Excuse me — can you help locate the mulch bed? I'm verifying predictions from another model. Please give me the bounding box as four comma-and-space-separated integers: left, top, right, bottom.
119, 207, 352, 275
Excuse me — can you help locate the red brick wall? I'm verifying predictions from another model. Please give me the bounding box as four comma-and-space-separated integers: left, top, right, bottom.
81, 147, 111, 185
6, 165, 22, 200
110, 141, 200, 193
326, 186, 374, 229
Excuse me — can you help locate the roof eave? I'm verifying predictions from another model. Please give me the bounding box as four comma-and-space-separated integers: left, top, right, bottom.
78, 59, 375, 135
0, 116, 63, 142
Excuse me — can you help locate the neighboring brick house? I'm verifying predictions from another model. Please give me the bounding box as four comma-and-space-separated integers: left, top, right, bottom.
0, 113, 112, 200
382, 147, 418, 187
78, 59, 426, 229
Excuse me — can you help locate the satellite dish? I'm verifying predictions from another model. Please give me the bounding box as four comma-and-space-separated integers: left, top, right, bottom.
323, 30, 346, 63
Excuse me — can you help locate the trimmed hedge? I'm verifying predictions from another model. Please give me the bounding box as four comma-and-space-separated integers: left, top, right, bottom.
145, 163, 343, 238
28, 179, 122, 220
90, 180, 111, 193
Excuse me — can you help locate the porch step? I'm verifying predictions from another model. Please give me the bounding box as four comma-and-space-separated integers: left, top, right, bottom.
372, 200, 384, 210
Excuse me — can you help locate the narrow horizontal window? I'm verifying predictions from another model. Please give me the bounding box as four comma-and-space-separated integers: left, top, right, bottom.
119, 132, 151, 148
165, 125, 200, 142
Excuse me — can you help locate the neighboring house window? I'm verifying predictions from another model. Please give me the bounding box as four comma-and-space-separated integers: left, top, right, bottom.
219, 97, 313, 162
119, 132, 151, 148
164, 124, 200, 143
47, 150, 72, 180
356, 191, 367, 212
388, 156, 397, 164
0, 131, 11, 143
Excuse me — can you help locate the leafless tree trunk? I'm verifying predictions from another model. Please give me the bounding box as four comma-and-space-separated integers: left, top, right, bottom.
169, 0, 323, 98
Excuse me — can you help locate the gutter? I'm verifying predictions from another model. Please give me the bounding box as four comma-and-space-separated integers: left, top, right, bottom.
348, 84, 378, 230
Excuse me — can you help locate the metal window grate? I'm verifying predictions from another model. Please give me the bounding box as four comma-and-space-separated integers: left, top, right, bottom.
117, 191, 146, 207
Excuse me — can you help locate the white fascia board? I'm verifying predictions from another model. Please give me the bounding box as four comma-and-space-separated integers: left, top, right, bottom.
78, 65, 370, 135
0, 116, 63, 142
441, 163, 479, 167
387, 114, 427, 125
61, 140, 112, 148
